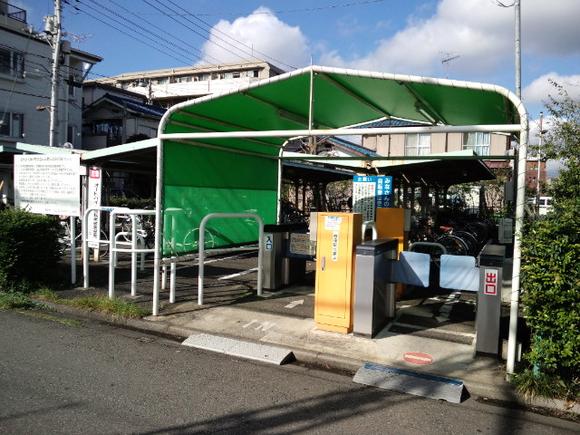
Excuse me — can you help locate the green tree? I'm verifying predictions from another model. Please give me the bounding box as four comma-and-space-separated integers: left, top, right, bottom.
518, 82, 579, 400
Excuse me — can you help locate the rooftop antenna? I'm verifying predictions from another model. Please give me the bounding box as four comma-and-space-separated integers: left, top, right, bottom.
440, 51, 460, 78
68, 32, 93, 48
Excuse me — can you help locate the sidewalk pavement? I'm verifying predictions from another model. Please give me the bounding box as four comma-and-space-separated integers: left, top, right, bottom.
49, 254, 578, 415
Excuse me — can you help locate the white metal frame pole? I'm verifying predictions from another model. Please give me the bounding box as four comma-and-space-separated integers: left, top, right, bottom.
131, 215, 137, 297
70, 215, 76, 285
152, 141, 163, 316
82, 210, 89, 288
108, 211, 116, 299
276, 147, 283, 224
507, 115, 529, 374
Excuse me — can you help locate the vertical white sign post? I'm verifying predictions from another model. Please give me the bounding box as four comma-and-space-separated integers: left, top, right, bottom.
87, 166, 102, 260
14, 154, 81, 284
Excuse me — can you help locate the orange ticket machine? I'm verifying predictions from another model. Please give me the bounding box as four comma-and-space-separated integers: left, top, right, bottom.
375, 207, 410, 299
314, 212, 362, 334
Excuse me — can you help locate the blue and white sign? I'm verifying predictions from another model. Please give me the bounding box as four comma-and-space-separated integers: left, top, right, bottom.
353, 175, 393, 221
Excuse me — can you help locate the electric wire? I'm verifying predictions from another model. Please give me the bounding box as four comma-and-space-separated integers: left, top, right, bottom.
63, 0, 194, 66
136, 0, 387, 17
140, 0, 259, 66
79, 0, 204, 65
158, 0, 296, 70
104, 0, 226, 66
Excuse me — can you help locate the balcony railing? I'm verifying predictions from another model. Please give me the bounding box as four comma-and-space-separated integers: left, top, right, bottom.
1, 1, 27, 23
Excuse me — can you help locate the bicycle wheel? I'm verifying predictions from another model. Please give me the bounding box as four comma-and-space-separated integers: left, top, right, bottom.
436, 234, 469, 255
454, 230, 478, 255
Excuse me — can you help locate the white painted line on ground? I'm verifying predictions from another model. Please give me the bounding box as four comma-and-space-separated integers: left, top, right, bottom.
393, 322, 475, 338
284, 299, 304, 309
204, 252, 254, 265
242, 319, 257, 328
217, 267, 258, 281
242, 319, 277, 331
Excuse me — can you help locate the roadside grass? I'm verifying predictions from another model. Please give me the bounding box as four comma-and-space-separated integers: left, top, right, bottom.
0, 291, 38, 310
1, 288, 149, 319
512, 369, 579, 403
65, 295, 149, 319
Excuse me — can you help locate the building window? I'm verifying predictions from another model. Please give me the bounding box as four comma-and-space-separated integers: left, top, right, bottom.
232, 71, 240, 78
0, 47, 25, 78
67, 125, 78, 145
0, 112, 24, 137
405, 133, 431, 156
463, 132, 490, 156
68, 74, 77, 96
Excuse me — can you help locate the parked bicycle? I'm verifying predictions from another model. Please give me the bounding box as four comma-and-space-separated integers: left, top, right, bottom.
59, 215, 109, 257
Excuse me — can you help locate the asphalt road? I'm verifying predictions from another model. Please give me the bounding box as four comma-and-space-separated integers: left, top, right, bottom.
0, 310, 577, 435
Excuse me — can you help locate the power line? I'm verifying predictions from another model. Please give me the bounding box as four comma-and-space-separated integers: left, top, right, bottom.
104, 0, 225, 66
63, 0, 194, 66
159, 0, 296, 69
135, 0, 387, 17
141, 0, 257, 66
0, 40, 183, 99
0, 87, 50, 100
81, 0, 202, 65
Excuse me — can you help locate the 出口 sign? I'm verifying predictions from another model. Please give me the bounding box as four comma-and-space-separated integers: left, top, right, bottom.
14, 154, 81, 216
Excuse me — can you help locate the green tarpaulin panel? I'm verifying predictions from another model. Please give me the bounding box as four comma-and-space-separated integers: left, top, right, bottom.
162, 141, 277, 256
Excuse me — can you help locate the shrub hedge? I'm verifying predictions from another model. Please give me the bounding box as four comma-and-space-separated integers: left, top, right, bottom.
0, 209, 63, 292
520, 198, 580, 398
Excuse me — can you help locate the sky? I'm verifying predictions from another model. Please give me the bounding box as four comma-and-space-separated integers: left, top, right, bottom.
23, 0, 580, 135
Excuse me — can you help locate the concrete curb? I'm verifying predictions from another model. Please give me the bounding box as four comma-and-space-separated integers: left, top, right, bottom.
34, 299, 579, 415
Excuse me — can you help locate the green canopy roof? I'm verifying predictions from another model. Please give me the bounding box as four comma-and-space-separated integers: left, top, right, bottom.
159, 65, 524, 155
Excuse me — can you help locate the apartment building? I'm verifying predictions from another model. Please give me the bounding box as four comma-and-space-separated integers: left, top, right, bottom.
361, 119, 511, 165
0, 1, 101, 149
89, 61, 285, 107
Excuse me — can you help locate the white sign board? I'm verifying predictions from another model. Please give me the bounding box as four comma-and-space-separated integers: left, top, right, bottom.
353, 175, 393, 221
14, 154, 81, 216
87, 166, 102, 248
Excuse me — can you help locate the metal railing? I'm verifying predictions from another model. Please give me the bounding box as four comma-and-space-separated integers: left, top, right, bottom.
82, 207, 156, 300
1, 1, 27, 23
197, 213, 264, 305
108, 209, 156, 299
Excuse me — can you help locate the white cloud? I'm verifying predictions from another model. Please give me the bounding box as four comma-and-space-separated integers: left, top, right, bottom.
320, 0, 580, 75
200, 7, 310, 70
523, 73, 580, 106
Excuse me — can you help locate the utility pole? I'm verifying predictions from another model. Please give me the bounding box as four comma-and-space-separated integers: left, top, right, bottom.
514, 0, 521, 98
506, 0, 524, 376
48, 0, 62, 147
536, 112, 543, 212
